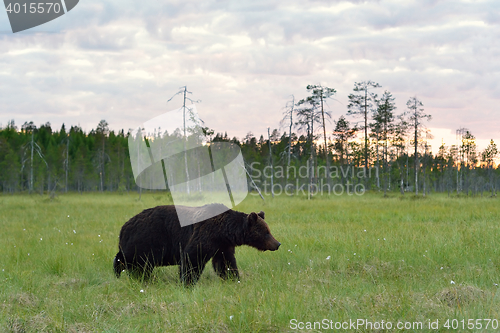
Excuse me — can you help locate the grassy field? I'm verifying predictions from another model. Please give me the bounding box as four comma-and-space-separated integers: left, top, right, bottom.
0, 192, 499, 332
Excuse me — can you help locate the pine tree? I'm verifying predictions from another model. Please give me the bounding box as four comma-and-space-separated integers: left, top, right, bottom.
407, 96, 431, 195
372, 90, 396, 196
481, 139, 498, 196
347, 81, 381, 183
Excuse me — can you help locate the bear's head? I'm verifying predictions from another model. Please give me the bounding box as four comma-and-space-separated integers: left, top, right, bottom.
245, 211, 281, 251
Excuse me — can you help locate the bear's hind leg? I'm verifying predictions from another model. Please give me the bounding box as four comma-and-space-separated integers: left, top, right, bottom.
114, 252, 126, 278
126, 255, 154, 281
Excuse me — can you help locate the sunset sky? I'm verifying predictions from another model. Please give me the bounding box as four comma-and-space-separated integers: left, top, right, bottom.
1, 0, 499, 155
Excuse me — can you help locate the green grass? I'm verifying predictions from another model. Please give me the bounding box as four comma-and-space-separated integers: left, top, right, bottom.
0, 192, 499, 332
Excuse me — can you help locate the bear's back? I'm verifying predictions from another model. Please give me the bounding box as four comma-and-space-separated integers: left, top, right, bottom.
119, 204, 232, 252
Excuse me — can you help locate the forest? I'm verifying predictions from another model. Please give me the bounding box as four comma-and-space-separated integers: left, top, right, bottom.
0, 82, 498, 197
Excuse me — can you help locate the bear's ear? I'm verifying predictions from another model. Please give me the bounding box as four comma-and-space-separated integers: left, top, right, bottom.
258, 211, 265, 219
247, 212, 258, 225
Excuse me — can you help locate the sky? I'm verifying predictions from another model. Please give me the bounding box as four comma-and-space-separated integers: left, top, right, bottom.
1, 0, 499, 156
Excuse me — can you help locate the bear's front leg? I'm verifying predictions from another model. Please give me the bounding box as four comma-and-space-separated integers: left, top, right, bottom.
212, 247, 239, 281
179, 245, 210, 286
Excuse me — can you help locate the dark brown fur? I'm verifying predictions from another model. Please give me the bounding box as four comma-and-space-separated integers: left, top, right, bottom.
113, 203, 280, 285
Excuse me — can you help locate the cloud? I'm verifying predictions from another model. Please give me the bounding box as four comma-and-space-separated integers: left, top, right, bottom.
0, 0, 499, 154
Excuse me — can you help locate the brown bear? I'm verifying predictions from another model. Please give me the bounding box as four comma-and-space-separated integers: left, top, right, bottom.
113, 203, 280, 285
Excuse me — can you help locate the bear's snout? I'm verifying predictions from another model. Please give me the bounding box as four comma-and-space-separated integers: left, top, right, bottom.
269, 239, 281, 251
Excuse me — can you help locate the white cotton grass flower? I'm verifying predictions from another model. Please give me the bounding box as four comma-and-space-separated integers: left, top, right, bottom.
230, 315, 234, 320
326, 256, 331, 260
73, 230, 76, 234
68, 215, 70, 218
451, 280, 455, 285
140, 289, 144, 293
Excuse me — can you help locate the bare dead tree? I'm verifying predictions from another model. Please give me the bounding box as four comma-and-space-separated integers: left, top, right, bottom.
280, 95, 295, 183
167, 86, 201, 195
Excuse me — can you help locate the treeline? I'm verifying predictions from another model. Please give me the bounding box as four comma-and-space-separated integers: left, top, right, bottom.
0, 120, 132, 194
0, 82, 498, 196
